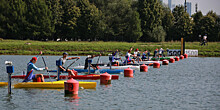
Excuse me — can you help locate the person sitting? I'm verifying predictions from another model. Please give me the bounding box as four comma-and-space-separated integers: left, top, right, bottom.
158, 48, 164, 57
133, 48, 142, 62
142, 51, 148, 61
112, 50, 121, 66
124, 50, 135, 64
58, 52, 80, 76
23, 51, 47, 82
153, 49, 158, 58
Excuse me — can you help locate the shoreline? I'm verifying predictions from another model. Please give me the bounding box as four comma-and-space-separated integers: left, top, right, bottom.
0, 40, 219, 57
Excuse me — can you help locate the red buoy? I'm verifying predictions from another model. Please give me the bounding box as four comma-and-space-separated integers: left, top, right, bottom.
153, 62, 160, 68
124, 67, 134, 77
169, 58, 175, 63
140, 64, 148, 72
64, 78, 79, 95
180, 55, 184, 60
33, 77, 42, 82
184, 54, 188, 58
100, 72, 111, 85
162, 60, 169, 65
175, 56, 179, 61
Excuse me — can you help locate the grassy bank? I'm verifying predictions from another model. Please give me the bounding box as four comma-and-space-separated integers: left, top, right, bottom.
0, 39, 219, 57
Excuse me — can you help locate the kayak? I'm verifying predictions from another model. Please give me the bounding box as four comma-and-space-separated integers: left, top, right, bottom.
0, 82, 8, 87
139, 61, 162, 64
71, 65, 140, 70
11, 74, 119, 80
151, 57, 175, 61
73, 69, 124, 74
50, 69, 125, 74
13, 81, 96, 89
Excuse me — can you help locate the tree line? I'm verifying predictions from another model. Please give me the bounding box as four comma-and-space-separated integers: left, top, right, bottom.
0, 0, 219, 42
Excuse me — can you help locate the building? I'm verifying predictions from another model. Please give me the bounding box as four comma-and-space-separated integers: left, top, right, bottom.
186, 2, 192, 16
168, 0, 172, 10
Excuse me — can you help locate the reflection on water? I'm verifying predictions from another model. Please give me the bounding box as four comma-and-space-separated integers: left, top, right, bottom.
0, 56, 220, 109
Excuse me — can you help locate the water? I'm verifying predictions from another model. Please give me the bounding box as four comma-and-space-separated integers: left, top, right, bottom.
0, 55, 220, 110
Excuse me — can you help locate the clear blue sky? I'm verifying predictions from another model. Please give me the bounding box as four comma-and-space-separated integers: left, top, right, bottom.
163, 0, 220, 15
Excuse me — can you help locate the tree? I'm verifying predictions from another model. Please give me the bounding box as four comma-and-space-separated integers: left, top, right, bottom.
0, 0, 27, 39
198, 15, 216, 41
148, 26, 166, 42
58, 0, 80, 41
161, 5, 174, 41
171, 6, 193, 41
76, 0, 101, 41
191, 11, 203, 41
45, 0, 63, 40
138, 0, 163, 41
25, 0, 54, 40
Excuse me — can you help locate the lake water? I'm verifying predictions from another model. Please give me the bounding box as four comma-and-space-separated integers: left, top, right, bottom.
0, 55, 220, 110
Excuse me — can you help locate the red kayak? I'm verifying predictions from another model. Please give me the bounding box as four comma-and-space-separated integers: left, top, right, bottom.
11, 74, 119, 80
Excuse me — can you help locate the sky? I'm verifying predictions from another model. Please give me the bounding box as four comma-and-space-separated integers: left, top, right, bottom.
163, 0, 220, 15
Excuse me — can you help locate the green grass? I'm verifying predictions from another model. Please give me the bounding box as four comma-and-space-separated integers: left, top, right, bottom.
0, 39, 219, 57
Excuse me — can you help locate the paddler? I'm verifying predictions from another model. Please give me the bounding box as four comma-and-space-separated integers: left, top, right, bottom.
153, 49, 158, 58
124, 50, 135, 64
142, 51, 147, 61
58, 52, 80, 76
84, 54, 101, 70
112, 50, 121, 66
133, 48, 142, 62
23, 51, 47, 82
158, 48, 164, 57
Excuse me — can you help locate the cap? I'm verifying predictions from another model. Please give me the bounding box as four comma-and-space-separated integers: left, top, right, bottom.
63, 52, 68, 55
135, 48, 139, 51
30, 57, 37, 61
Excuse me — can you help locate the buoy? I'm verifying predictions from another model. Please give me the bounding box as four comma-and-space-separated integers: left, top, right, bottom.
180, 55, 184, 60
184, 54, 188, 58
64, 78, 79, 95
124, 67, 133, 77
175, 56, 179, 61
33, 77, 42, 82
162, 60, 169, 65
169, 58, 175, 63
140, 64, 148, 72
153, 62, 160, 68
100, 72, 111, 85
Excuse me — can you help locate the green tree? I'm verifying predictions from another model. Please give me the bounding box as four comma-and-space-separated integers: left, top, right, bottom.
138, 0, 163, 41
45, 0, 63, 40
198, 15, 216, 41
191, 11, 203, 41
171, 6, 193, 41
0, 0, 27, 39
25, 0, 54, 40
76, 0, 101, 41
161, 6, 174, 41
59, 0, 80, 41
148, 26, 166, 42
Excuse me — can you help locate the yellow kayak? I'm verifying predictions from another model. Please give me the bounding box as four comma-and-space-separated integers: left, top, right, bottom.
13, 81, 96, 89
0, 82, 8, 87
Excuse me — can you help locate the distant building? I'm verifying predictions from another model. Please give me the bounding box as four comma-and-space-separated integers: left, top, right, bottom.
168, 0, 172, 10
185, 2, 192, 16
168, 0, 176, 11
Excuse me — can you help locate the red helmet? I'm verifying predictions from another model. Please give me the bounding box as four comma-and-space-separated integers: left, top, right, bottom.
135, 48, 138, 51
30, 57, 37, 61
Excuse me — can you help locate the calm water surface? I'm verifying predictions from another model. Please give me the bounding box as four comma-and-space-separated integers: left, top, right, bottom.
0, 55, 220, 110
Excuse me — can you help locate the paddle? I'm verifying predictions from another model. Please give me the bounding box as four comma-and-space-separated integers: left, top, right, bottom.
66, 58, 79, 70
42, 56, 53, 83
